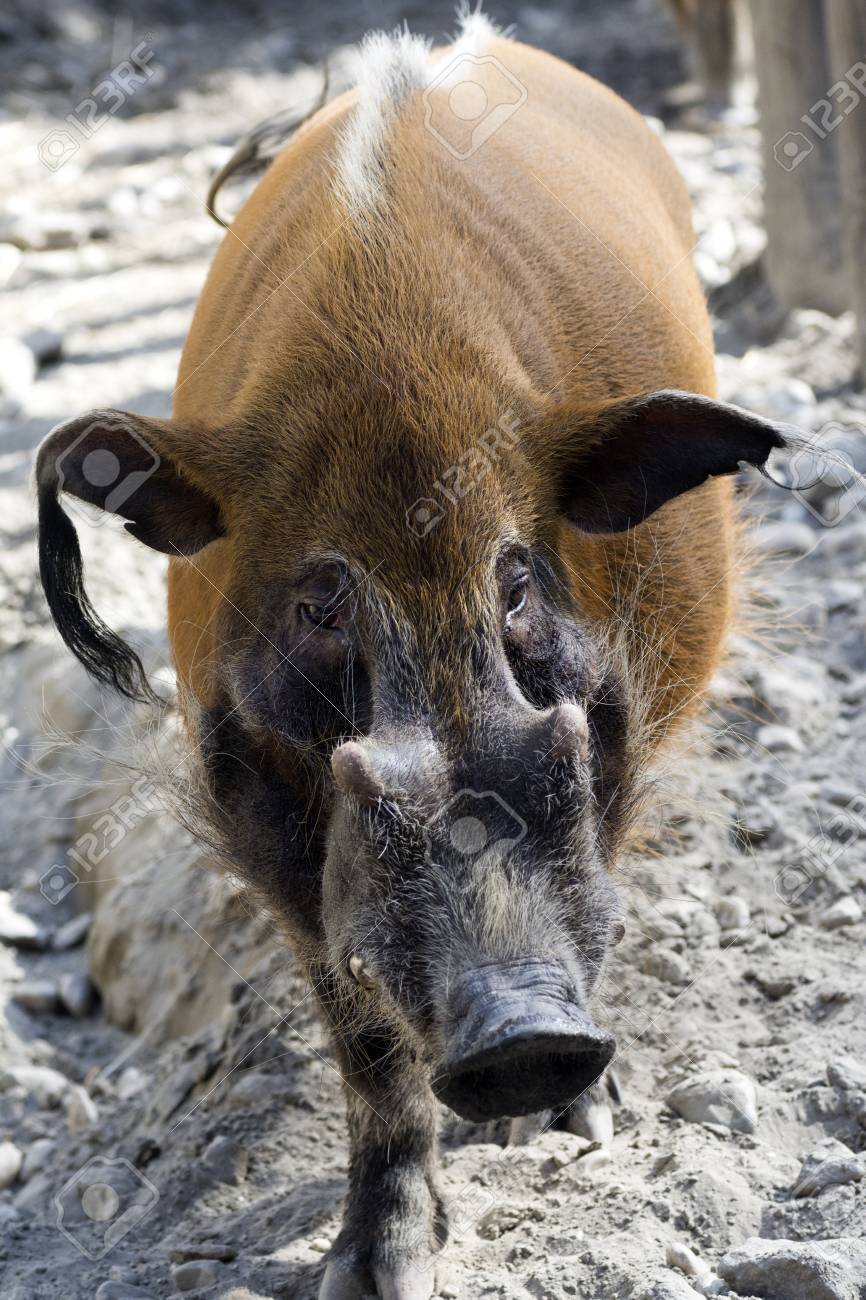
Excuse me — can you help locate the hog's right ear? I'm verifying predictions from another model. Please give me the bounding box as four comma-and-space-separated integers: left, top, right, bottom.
36, 409, 225, 703
552, 389, 794, 534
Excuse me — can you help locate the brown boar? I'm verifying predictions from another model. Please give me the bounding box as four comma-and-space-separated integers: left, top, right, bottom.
36, 16, 794, 1298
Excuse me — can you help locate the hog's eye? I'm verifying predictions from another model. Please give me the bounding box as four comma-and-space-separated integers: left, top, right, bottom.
300, 601, 346, 631
505, 575, 529, 619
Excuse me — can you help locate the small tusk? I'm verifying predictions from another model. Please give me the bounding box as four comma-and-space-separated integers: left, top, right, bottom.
348, 955, 377, 989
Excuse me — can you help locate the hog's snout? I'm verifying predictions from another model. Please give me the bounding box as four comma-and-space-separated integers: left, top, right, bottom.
433, 958, 615, 1122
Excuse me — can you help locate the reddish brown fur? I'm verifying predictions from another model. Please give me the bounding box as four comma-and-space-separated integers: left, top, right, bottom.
169, 37, 731, 747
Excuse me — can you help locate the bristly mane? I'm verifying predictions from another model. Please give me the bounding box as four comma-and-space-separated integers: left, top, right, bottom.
334, 9, 499, 213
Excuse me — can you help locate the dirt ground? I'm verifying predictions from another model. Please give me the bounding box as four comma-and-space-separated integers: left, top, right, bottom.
1, 2, 865, 1298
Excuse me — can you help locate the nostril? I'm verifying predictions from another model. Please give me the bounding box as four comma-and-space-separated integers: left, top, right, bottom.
348, 954, 378, 989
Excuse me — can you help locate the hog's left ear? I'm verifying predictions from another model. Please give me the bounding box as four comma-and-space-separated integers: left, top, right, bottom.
36, 409, 224, 554
35, 409, 225, 703
556, 389, 792, 533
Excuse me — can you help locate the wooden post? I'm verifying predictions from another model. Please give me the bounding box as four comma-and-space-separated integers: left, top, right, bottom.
823, 0, 866, 375
749, 0, 848, 314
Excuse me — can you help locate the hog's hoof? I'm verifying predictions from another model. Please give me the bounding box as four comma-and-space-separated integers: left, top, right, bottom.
319, 1252, 437, 1300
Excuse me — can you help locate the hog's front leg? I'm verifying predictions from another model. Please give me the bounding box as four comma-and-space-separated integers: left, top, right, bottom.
319, 1024, 444, 1300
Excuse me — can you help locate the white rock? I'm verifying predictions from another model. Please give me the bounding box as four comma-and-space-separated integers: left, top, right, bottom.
640, 948, 691, 985
667, 1069, 757, 1133
719, 1236, 866, 1299
0, 891, 48, 950
116, 1067, 150, 1100
20, 1138, 55, 1180
756, 723, 804, 754
1, 1064, 70, 1107
827, 1056, 866, 1092
171, 1259, 223, 1291
0, 337, 36, 397
65, 1083, 99, 1133
713, 896, 750, 931
666, 1241, 712, 1279
793, 1140, 864, 1196
0, 1140, 23, 1189
58, 971, 96, 1018
819, 896, 862, 930
52, 912, 92, 950
12, 979, 59, 1015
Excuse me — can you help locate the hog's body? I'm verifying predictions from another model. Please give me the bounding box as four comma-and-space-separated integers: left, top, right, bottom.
36, 19, 794, 1300
171, 34, 728, 717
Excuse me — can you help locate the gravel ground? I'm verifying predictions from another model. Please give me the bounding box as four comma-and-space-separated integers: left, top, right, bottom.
1, 3, 865, 1299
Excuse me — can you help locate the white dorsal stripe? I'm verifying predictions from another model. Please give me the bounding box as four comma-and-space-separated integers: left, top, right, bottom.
335, 9, 500, 212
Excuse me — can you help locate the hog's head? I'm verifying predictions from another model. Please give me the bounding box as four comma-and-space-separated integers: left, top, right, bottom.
36, 383, 789, 1120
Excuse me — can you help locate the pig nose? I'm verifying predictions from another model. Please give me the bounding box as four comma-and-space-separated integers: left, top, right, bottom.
433, 958, 615, 1122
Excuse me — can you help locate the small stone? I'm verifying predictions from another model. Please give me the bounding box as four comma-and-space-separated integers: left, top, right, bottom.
20, 1138, 55, 1180
12, 979, 59, 1014
96, 1284, 157, 1300
666, 1241, 711, 1279
827, 1056, 866, 1092
52, 912, 92, 950
0, 337, 36, 397
58, 971, 96, 1018
636, 1275, 700, 1300
0, 1140, 23, 1189
753, 972, 796, 1000
819, 896, 862, 930
756, 723, 804, 754
640, 948, 691, 985
820, 780, 862, 806
25, 327, 63, 366
116, 1067, 150, 1100
65, 1083, 99, 1133
172, 1259, 223, 1291
667, 1069, 757, 1133
201, 1135, 248, 1186
0, 892, 49, 950
753, 520, 817, 556
1, 1063, 69, 1107
310, 1238, 331, 1253
719, 1235, 866, 1299
713, 896, 750, 931
168, 1245, 236, 1264
793, 1141, 864, 1196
